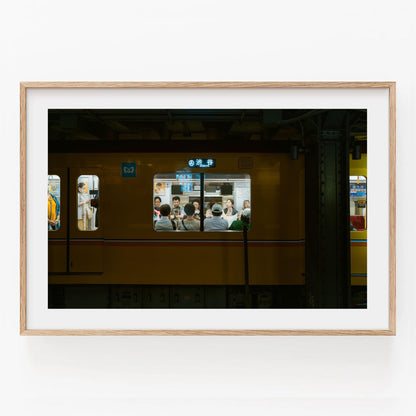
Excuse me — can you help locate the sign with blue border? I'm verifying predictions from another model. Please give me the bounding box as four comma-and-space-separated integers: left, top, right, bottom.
121, 163, 136, 178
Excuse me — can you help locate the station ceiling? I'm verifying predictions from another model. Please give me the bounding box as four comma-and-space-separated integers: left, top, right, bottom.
48, 109, 367, 153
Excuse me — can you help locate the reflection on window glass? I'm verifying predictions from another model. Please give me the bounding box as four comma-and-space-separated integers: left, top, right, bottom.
48, 175, 60, 231
77, 175, 99, 231
153, 173, 251, 232
350, 176, 367, 231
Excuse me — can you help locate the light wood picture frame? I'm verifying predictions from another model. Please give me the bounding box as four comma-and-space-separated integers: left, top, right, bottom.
20, 82, 396, 335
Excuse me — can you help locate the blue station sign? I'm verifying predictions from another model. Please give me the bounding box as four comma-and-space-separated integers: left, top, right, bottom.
188, 158, 216, 168
121, 162, 137, 178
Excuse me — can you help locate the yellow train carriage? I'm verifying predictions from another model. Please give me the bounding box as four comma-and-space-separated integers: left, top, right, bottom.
48, 153, 306, 287
350, 154, 367, 286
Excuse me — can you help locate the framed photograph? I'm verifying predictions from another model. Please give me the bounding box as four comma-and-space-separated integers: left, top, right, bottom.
20, 82, 396, 335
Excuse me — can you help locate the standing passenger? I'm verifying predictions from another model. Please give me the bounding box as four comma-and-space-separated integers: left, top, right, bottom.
77, 182, 91, 231
48, 185, 60, 230
204, 204, 229, 231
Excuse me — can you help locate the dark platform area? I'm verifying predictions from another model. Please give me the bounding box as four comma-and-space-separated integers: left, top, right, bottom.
48, 284, 367, 309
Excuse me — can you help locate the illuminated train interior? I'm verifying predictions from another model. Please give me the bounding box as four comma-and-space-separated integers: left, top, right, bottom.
48, 109, 367, 309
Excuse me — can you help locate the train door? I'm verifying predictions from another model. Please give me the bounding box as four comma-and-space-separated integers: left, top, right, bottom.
68, 168, 104, 273
48, 168, 68, 272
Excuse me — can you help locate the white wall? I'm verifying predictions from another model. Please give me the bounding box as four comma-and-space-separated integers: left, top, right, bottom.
0, 1, 414, 414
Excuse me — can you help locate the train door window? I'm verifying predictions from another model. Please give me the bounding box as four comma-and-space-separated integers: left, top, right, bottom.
350, 176, 367, 231
48, 175, 61, 231
153, 173, 251, 232
77, 175, 100, 231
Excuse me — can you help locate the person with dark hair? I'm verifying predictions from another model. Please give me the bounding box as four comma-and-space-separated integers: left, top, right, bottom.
77, 182, 91, 230
192, 200, 201, 220
222, 198, 238, 227
178, 203, 200, 231
154, 196, 162, 221
155, 204, 175, 231
230, 208, 251, 231
223, 198, 238, 216
171, 196, 184, 219
204, 204, 229, 231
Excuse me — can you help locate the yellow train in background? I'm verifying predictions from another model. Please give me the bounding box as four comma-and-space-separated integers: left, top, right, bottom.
48, 152, 367, 308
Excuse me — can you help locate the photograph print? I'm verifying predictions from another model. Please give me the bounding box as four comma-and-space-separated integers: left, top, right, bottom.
47, 109, 367, 309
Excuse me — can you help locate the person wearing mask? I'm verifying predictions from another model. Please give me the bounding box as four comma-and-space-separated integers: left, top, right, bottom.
178, 203, 200, 231
155, 204, 176, 231
204, 204, 229, 231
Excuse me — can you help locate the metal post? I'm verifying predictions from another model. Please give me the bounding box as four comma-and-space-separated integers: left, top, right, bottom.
243, 224, 251, 307
305, 130, 351, 308
200, 173, 205, 232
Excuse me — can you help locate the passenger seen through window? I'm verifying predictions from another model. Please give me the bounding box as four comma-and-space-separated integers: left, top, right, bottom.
47, 176, 60, 231
204, 204, 229, 231
154, 196, 161, 221
178, 203, 200, 231
77, 175, 99, 231
155, 204, 175, 231
171, 196, 185, 219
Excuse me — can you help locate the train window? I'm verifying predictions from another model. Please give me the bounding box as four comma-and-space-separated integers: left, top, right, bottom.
48, 175, 61, 231
350, 176, 367, 231
153, 173, 251, 232
77, 175, 100, 231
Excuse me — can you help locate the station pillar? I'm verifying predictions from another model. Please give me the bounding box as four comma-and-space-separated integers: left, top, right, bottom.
305, 130, 351, 308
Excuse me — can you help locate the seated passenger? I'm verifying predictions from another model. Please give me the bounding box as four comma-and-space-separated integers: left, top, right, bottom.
155, 204, 175, 231
230, 208, 251, 231
238, 200, 250, 219
223, 198, 238, 217
178, 203, 200, 231
222, 198, 238, 227
192, 200, 201, 220
204, 204, 229, 231
171, 196, 185, 219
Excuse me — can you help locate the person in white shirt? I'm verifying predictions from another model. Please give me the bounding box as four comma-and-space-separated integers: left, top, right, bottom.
77, 182, 91, 230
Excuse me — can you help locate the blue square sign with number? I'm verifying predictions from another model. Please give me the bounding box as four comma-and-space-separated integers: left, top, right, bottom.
121, 163, 137, 178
